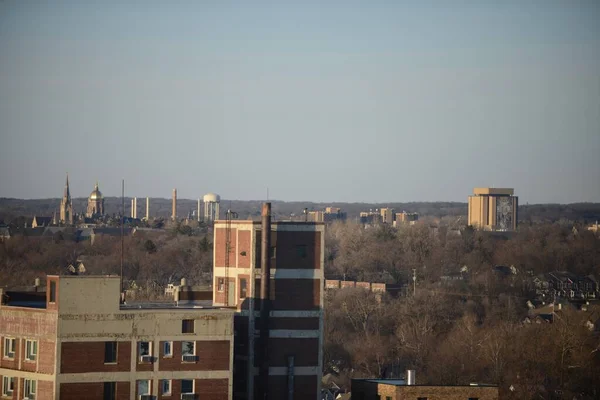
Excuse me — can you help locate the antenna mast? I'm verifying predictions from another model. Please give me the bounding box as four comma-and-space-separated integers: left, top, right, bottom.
120, 179, 124, 300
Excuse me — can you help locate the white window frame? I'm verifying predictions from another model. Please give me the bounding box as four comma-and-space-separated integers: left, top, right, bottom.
181, 379, 195, 395
24, 379, 36, 400
138, 341, 153, 362
137, 379, 151, 395
161, 379, 172, 396
163, 341, 173, 357
2, 376, 15, 396
3, 337, 15, 359
25, 339, 38, 361
181, 341, 196, 356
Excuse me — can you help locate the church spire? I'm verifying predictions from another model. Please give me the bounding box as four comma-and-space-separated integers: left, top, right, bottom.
64, 173, 71, 199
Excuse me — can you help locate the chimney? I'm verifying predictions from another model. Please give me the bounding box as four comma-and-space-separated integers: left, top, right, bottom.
131, 198, 135, 218
197, 198, 201, 222
146, 197, 150, 220
407, 370, 416, 385
259, 202, 272, 399
172, 189, 177, 221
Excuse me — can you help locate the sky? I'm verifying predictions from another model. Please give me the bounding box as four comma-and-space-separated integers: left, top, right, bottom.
0, 1, 599, 204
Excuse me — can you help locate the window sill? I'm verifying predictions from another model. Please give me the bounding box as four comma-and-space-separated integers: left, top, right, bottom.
24, 359, 36, 363
103, 362, 118, 365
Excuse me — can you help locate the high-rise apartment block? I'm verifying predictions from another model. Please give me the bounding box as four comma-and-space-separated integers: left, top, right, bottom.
379, 208, 395, 224
213, 204, 324, 399
307, 207, 346, 223
468, 188, 518, 231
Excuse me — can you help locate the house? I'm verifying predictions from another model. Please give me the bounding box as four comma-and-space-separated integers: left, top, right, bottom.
535, 272, 599, 300
352, 377, 499, 400
0, 225, 10, 241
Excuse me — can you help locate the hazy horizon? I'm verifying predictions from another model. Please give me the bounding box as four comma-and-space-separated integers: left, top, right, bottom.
1, 1, 599, 204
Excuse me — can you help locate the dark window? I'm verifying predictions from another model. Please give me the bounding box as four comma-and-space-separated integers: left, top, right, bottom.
270, 246, 276, 258
104, 342, 117, 363
217, 278, 224, 292
49, 281, 56, 302
103, 382, 116, 400
468, 398, 479, 400
240, 278, 247, 299
386, 397, 392, 400
296, 245, 308, 259
417, 397, 427, 400
181, 379, 194, 394
182, 319, 194, 333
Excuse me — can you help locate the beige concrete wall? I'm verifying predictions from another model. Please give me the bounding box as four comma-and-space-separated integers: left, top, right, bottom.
58, 276, 121, 315
474, 187, 514, 196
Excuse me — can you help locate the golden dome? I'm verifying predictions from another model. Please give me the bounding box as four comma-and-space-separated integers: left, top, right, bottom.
89, 182, 103, 200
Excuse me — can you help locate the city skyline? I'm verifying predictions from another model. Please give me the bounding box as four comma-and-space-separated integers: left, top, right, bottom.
1, 1, 599, 204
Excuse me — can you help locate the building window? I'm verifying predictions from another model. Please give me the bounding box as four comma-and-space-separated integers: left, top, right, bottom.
49, 281, 56, 303
163, 341, 173, 357
138, 341, 152, 362
3, 337, 15, 359
25, 339, 37, 361
104, 341, 117, 363
103, 382, 116, 400
376, 396, 381, 400
181, 379, 194, 394
182, 341, 196, 362
24, 379, 36, 400
296, 245, 308, 259
2, 377, 14, 396
270, 246, 276, 258
240, 278, 247, 299
182, 319, 194, 333
417, 397, 427, 400
137, 380, 150, 396
468, 398, 479, 400
217, 278, 225, 292
386, 397, 392, 400
161, 380, 172, 396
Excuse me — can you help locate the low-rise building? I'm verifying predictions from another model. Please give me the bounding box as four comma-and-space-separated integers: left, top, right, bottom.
352, 378, 499, 400
394, 212, 419, 227
530, 271, 598, 300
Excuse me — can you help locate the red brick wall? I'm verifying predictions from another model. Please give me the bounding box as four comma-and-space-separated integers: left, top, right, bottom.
60, 341, 131, 373
214, 228, 237, 268
254, 338, 319, 367
326, 279, 341, 289
255, 317, 320, 330
274, 231, 321, 270
271, 279, 321, 310
59, 382, 129, 400
340, 281, 356, 288
38, 339, 55, 374
37, 380, 54, 400
356, 281, 371, 290
238, 230, 251, 268
158, 379, 228, 400
255, 375, 317, 400
158, 340, 230, 371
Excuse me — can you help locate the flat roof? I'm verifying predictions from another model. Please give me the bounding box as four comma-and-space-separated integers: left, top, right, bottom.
357, 379, 497, 388
473, 188, 514, 196
120, 300, 225, 311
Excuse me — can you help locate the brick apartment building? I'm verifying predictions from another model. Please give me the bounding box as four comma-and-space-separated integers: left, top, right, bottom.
212, 204, 324, 399
0, 275, 234, 400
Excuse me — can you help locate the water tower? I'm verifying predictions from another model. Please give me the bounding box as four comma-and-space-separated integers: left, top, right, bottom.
203, 193, 220, 222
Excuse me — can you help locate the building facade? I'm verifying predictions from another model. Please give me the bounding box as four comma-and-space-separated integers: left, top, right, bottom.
307, 207, 346, 223
468, 188, 518, 231
351, 379, 499, 400
86, 183, 105, 218
394, 212, 419, 227
212, 206, 324, 400
379, 208, 395, 225
0, 275, 234, 400
59, 175, 73, 226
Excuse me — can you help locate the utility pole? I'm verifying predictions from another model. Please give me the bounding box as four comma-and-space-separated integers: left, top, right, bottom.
412, 269, 417, 296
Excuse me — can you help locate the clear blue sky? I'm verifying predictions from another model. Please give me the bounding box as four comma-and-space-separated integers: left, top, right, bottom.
0, 1, 599, 203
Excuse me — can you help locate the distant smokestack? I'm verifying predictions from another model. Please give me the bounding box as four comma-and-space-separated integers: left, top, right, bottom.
407, 370, 416, 385
259, 202, 272, 399
172, 189, 177, 221
146, 197, 150, 220
197, 198, 201, 222
131, 198, 135, 218
134, 197, 137, 219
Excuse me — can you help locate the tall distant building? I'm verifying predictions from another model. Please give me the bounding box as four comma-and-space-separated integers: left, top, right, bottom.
380, 208, 395, 224
86, 182, 105, 218
468, 188, 518, 231
307, 207, 347, 223
59, 174, 73, 225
